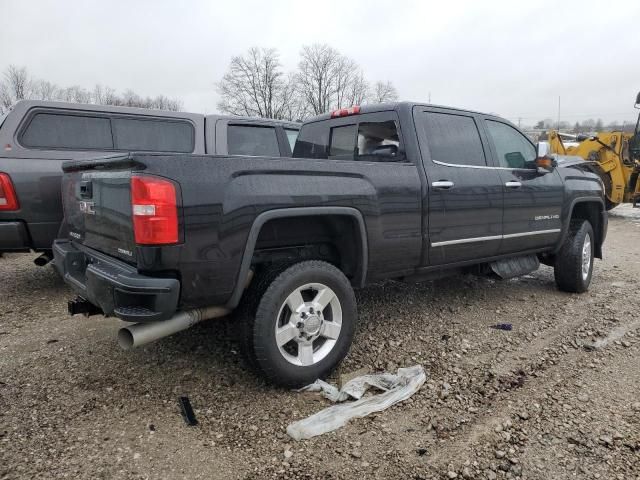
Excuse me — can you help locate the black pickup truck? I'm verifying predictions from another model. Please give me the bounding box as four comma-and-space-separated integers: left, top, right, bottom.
54, 102, 607, 386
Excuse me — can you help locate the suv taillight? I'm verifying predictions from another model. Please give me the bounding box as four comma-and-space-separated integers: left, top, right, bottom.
131, 176, 178, 245
0, 173, 19, 211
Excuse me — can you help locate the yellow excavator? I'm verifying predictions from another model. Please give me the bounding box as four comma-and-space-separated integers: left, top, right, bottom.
547, 92, 640, 209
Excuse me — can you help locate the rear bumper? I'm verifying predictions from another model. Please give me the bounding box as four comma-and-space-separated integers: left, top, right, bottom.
0, 221, 30, 251
53, 240, 179, 322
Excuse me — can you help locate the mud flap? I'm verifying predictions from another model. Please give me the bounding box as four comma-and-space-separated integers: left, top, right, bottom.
490, 255, 540, 279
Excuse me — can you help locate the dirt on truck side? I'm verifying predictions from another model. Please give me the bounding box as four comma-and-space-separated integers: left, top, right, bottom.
1, 212, 639, 480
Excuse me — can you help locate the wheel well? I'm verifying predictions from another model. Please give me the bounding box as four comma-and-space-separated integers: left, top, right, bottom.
570, 202, 604, 258
251, 215, 364, 286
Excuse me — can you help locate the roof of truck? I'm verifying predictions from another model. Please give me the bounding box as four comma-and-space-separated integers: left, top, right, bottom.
6, 100, 301, 128
303, 101, 497, 123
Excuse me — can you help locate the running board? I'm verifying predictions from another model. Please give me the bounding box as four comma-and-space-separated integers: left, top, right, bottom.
490, 255, 540, 279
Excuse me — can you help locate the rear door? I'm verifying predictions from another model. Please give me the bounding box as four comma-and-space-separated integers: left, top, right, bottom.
482, 118, 564, 253
415, 107, 503, 265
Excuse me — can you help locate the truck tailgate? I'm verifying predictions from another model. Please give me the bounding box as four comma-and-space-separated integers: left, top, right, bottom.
63, 156, 137, 263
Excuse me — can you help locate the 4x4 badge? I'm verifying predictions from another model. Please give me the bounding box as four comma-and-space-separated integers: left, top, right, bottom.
79, 201, 95, 215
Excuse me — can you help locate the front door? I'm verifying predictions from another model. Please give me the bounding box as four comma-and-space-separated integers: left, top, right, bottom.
482, 119, 564, 253
416, 108, 504, 265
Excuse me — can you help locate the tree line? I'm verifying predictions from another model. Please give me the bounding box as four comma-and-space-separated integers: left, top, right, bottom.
533, 118, 636, 133
216, 44, 399, 121
0, 65, 183, 114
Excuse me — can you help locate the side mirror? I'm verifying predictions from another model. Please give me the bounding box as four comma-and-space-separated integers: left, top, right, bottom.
537, 141, 550, 157
535, 155, 557, 174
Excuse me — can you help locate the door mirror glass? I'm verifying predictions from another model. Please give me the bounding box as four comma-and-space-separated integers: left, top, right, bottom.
537, 141, 550, 157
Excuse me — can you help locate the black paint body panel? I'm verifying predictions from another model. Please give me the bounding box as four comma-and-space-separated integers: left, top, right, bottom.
57, 102, 607, 316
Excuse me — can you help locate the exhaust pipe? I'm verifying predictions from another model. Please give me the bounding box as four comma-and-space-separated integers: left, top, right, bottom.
117, 306, 230, 350
34, 252, 53, 266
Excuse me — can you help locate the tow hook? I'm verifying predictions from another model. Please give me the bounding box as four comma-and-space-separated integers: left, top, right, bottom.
68, 297, 102, 317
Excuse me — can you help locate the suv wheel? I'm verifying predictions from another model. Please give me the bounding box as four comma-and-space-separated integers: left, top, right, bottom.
554, 220, 594, 293
239, 261, 357, 387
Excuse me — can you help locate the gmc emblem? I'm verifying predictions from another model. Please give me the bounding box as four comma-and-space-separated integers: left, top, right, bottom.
79, 201, 95, 215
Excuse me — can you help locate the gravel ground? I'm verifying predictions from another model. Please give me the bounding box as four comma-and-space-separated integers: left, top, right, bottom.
1, 213, 640, 480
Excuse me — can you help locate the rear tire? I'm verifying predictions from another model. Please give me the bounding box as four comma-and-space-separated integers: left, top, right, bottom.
554, 220, 594, 293
239, 260, 357, 387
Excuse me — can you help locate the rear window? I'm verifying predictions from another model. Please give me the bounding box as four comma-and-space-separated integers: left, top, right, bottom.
329, 125, 356, 158
294, 116, 403, 161
357, 121, 400, 158
228, 125, 280, 156
20, 113, 113, 150
112, 118, 194, 152
421, 112, 487, 167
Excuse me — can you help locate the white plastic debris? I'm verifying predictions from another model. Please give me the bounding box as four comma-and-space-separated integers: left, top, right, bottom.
286, 365, 426, 440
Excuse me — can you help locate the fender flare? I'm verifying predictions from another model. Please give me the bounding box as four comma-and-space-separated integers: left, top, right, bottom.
554, 197, 606, 256
225, 206, 368, 309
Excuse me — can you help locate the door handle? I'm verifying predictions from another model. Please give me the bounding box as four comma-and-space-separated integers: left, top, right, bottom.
505, 181, 522, 188
432, 180, 454, 189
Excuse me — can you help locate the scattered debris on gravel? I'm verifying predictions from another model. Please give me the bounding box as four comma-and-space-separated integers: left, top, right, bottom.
1, 215, 639, 479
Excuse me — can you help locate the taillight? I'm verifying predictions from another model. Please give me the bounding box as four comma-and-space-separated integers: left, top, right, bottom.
131, 176, 178, 245
0, 173, 19, 211
330, 105, 360, 118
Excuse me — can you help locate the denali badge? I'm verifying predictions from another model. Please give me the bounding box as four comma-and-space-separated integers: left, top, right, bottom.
117, 248, 133, 257
79, 201, 95, 215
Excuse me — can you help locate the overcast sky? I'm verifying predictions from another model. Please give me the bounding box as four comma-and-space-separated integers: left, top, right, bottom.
3, 0, 639, 125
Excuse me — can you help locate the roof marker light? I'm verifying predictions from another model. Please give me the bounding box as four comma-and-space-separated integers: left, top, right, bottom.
330, 106, 361, 118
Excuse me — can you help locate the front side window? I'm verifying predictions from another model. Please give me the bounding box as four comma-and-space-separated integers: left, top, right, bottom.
112, 117, 194, 152
357, 121, 401, 160
486, 120, 537, 169
20, 113, 113, 150
421, 112, 487, 167
228, 125, 280, 156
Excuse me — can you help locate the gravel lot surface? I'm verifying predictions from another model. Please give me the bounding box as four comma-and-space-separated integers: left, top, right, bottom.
1, 213, 639, 480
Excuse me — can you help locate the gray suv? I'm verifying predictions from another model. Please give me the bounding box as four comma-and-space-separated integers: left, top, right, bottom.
0, 100, 299, 264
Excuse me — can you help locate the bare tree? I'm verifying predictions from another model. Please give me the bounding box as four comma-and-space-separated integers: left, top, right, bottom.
0, 65, 183, 113
297, 44, 340, 115
346, 71, 369, 106
217, 47, 293, 120
296, 44, 379, 115
0, 65, 32, 112
32, 80, 59, 100
371, 81, 399, 103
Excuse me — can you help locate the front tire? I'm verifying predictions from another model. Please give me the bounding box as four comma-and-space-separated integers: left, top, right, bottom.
554, 220, 594, 293
239, 261, 357, 387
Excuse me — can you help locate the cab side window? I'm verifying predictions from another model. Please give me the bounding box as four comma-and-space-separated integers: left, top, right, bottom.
486, 120, 537, 169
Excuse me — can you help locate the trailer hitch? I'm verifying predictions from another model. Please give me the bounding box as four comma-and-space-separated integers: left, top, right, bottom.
68, 297, 102, 317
